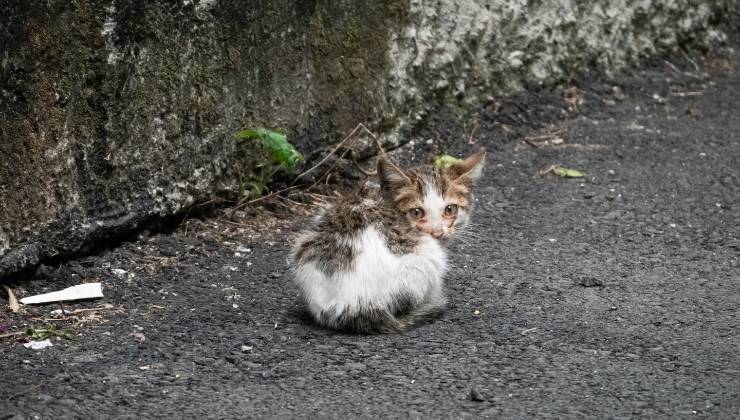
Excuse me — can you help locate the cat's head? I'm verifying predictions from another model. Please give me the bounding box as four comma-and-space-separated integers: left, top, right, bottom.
377, 150, 485, 242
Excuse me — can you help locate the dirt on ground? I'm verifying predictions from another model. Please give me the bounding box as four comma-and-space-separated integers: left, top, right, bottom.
1, 37, 739, 419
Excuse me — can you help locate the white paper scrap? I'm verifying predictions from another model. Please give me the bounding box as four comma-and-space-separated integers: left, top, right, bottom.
19, 283, 104, 305
23, 339, 54, 350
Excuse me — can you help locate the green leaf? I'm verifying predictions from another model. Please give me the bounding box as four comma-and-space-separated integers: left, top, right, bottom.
236, 128, 303, 171
235, 129, 261, 139
553, 166, 585, 178
434, 154, 463, 169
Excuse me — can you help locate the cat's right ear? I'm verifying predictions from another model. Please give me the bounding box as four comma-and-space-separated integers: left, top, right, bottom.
377, 158, 411, 193
446, 149, 486, 187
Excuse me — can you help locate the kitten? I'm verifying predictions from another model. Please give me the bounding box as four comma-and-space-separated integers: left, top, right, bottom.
291, 150, 485, 333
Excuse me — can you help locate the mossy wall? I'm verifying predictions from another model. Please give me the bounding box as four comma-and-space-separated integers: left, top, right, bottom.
0, 0, 404, 275
0, 0, 734, 276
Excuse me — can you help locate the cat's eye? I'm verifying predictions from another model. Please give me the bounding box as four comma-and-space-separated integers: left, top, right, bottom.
409, 208, 425, 220
444, 204, 458, 217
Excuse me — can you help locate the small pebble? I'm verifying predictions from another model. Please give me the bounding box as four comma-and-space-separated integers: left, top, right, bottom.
577, 276, 603, 287
470, 387, 485, 402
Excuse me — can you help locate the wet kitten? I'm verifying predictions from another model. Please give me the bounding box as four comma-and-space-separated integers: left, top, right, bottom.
291, 150, 485, 333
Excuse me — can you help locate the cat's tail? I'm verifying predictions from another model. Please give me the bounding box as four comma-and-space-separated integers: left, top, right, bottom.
319, 296, 447, 334
376, 297, 447, 334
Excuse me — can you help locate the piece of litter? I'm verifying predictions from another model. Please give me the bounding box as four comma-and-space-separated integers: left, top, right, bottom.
111, 269, 132, 279
553, 166, 586, 178
473, 310, 480, 315
236, 246, 252, 253
232, 303, 239, 309
24, 339, 53, 350
3, 286, 20, 313
139, 365, 151, 370
241, 345, 254, 352
20, 283, 103, 305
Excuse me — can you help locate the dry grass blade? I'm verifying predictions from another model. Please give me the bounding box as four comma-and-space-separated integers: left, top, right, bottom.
467, 123, 479, 145
539, 165, 556, 176
3, 285, 20, 313
669, 91, 703, 97
352, 156, 376, 176
521, 129, 564, 148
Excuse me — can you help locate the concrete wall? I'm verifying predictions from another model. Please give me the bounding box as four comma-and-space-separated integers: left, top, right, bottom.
0, 0, 734, 276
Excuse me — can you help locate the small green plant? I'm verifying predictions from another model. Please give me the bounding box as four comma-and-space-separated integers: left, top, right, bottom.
25, 324, 76, 340
234, 128, 303, 200
434, 154, 463, 169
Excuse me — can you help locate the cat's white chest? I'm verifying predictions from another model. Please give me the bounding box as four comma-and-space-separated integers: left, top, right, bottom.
294, 226, 447, 316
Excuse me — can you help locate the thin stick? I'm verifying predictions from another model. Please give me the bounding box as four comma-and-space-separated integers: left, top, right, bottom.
352, 157, 376, 176
670, 91, 703, 97
467, 123, 479, 145
681, 48, 700, 72
524, 130, 563, 141
663, 59, 701, 80
362, 124, 387, 156
58, 305, 117, 315
539, 165, 556, 177
277, 195, 320, 208
0, 331, 25, 338
663, 59, 684, 76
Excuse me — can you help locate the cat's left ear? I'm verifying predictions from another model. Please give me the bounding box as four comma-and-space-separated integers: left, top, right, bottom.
446, 150, 486, 186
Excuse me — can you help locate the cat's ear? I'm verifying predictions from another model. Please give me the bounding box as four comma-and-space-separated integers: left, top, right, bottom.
447, 150, 486, 186
377, 157, 411, 193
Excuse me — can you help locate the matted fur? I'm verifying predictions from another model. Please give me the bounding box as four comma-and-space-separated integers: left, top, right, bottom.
291, 151, 485, 333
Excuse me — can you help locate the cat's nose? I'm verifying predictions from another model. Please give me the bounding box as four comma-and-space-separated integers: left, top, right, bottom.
431, 229, 444, 239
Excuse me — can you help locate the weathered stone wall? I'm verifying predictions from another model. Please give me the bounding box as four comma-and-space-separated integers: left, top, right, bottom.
0, 0, 734, 276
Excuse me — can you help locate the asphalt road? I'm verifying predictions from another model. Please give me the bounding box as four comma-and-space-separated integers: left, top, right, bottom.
2, 43, 739, 419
